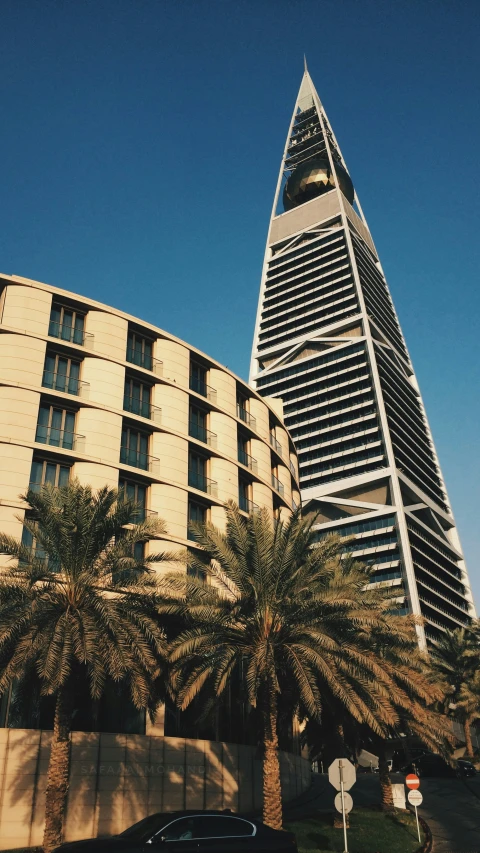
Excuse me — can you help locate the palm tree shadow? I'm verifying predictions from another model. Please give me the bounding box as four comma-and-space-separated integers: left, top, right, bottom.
305, 831, 332, 849
1, 728, 186, 846
1, 727, 257, 846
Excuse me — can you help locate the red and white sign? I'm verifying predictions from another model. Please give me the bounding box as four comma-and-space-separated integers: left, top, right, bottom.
406, 773, 420, 790
408, 790, 423, 807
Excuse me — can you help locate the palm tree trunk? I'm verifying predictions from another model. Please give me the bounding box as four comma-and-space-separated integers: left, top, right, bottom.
43, 688, 73, 851
464, 718, 474, 759
262, 691, 283, 830
378, 742, 394, 811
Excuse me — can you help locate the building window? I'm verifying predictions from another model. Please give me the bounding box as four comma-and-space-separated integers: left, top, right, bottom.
269, 426, 282, 456
123, 376, 152, 419
237, 393, 256, 429
271, 466, 284, 495
190, 362, 207, 396
237, 433, 254, 470
21, 521, 48, 566
114, 529, 145, 577
21, 513, 60, 570
126, 330, 153, 371
119, 477, 147, 522
189, 404, 207, 443
188, 500, 207, 540
186, 546, 208, 581
188, 451, 208, 493
29, 458, 71, 492
42, 352, 81, 395
49, 304, 85, 345
239, 478, 252, 513
120, 426, 150, 470
35, 404, 76, 450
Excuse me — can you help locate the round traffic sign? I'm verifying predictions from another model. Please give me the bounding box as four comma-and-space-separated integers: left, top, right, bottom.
335, 791, 353, 814
408, 789, 423, 807
405, 773, 420, 790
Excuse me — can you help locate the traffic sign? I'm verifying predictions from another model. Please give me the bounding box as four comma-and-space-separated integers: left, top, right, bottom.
408, 790, 423, 807
405, 773, 420, 790
407, 788, 423, 843
335, 791, 353, 814
328, 758, 356, 791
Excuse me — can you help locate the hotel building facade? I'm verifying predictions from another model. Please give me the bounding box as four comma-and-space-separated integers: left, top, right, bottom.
0, 273, 307, 847
250, 68, 476, 647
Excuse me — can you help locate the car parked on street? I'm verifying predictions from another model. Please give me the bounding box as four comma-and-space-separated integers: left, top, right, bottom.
456, 759, 476, 778
401, 753, 456, 778
53, 811, 298, 853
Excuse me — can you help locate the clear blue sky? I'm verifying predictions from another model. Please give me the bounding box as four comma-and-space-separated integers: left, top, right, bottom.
1, 1, 479, 604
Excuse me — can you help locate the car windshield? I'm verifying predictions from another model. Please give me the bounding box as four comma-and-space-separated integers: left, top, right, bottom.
119, 814, 166, 840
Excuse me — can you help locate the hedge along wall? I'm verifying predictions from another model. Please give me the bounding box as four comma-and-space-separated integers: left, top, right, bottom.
0, 729, 311, 848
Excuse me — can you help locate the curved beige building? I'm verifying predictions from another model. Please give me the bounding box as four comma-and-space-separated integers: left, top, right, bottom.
0, 272, 300, 553
0, 273, 307, 848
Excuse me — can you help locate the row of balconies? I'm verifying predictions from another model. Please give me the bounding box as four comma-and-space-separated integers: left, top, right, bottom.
255, 346, 367, 401
266, 226, 343, 276
34, 407, 293, 499
419, 595, 470, 630
4, 294, 299, 479
3, 291, 293, 450
264, 245, 349, 296
257, 303, 360, 352
259, 281, 357, 338
0, 289, 305, 528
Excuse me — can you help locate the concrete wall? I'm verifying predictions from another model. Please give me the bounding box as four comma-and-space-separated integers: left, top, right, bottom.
0, 729, 311, 849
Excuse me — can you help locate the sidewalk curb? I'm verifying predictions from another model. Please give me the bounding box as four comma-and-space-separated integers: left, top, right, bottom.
418, 816, 433, 853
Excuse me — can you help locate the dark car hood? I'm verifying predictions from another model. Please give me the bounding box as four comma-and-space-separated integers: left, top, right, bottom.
56, 837, 127, 853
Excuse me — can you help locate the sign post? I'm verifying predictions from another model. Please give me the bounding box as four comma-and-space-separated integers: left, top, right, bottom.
328, 758, 356, 853
407, 789, 423, 843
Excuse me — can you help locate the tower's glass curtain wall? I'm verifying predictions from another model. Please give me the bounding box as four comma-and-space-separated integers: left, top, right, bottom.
250, 68, 475, 647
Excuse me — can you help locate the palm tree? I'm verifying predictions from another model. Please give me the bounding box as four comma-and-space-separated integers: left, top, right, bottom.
456, 671, 480, 758
0, 480, 174, 851
302, 631, 452, 809
431, 627, 480, 757
168, 502, 445, 828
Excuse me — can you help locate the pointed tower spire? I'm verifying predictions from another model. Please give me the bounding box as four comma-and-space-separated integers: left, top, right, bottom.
250, 70, 476, 648
303, 54, 308, 73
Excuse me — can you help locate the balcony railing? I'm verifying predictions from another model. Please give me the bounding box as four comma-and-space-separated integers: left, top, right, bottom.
188, 470, 218, 496
190, 375, 217, 402
270, 434, 282, 456
238, 448, 258, 473
120, 446, 159, 473
239, 495, 260, 514
123, 395, 162, 423
237, 405, 256, 430
292, 498, 299, 512
35, 426, 84, 452
28, 481, 66, 494
133, 507, 158, 523
126, 347, 163, 375
48, 320, 93, 347
189, 420, 217, 448
42, 370, 90, 398
289, 459, 296, 478
271, 474, 285, 495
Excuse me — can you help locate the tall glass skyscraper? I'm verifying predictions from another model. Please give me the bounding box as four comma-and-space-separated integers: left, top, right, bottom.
250, 66, 475, 647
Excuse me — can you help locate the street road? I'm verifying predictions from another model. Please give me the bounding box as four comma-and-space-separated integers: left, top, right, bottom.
284, 772, 480, 853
